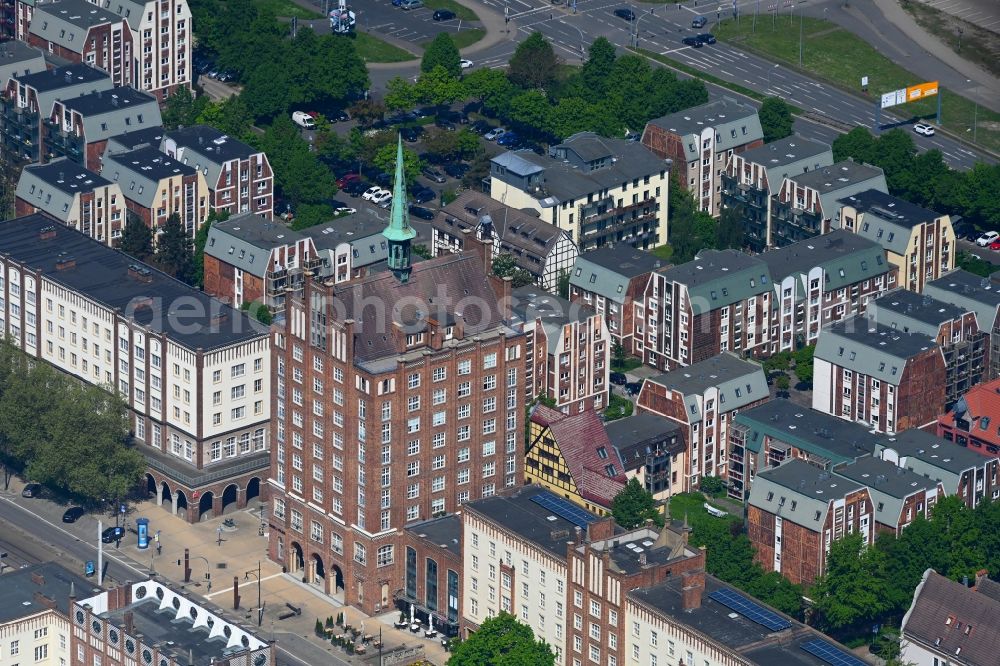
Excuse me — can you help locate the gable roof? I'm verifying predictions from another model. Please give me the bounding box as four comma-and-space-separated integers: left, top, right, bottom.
105, 126, 166, 155
646, 97, 763, 161
866, 289, 968, 338
737, 135, 834, 196
604, 413, 685, 472
94, 0, 146, 30
749, 459, 864, 531
646, 353, 767, 421
902, 569, 1000, 666
509, 286, 598, 353
924, 270, 1000, 335
0, 42, 46, 90
787, 160, 887, 219
875, 428, 993, 492
164, 126, 263, 188
530, 404, 626, 508
570, 246, 662, 303
940, 377, 1000, 450
14, 64, 112, 118
61, 86, 161, 142
29, 0, 123, 53
15, 157, 113, 222
814, 315, 938, 385
834, 455, 938, 526
759, 229, 890, 295
101, 146, 196, 208
660, 249, 772, 314
206, 213, 299, 279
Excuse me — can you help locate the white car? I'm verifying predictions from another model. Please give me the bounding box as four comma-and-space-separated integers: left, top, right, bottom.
484, 127, 506, 141
460, 59, 473, 69
975, 231, 999, 247
913, 123, 935, 137
335, 207, 357, 215
361, 186, 385, 201
372, 191, 393, 206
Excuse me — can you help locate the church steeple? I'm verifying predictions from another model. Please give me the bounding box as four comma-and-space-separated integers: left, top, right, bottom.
383, 134, 416, 283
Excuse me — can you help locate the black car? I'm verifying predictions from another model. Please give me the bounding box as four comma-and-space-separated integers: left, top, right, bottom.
625, 381, 644, 396
409, 205, 436, 220
400, 126, 423, 142
435, 117, 457, 131
953, 222, 977, 242
614, 8, 635, 21
374, 172, 393, 187
101, 526, 125, 544
691, 15, 707, 28
422, 167, 447, 184
443, 162, 470, 178
697, 33, 716, 44
343, 181, 370, 197
471, 120, 494, 135
333, 109, 350, 122
21, 483, 41, 498
432, 8, 456, 20
411, 186, 435, 203
682, 36, 703, 48
610, 372, 627, 386
62, 506, 85, 523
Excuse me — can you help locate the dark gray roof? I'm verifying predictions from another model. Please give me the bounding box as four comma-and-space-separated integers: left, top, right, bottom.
510, 285, 594, 330
102, 147, 196, 208
466, 485, 594, 559
62, 87, 161, 141
660, 249, 772, 314
749, 459, 864, 530
628, 575, 838, 666
164, 126, 262, 188
29, 0, 123, 53
206, 214, 298, 279
738, 135, 835, 197
0, 41, 47, 89
94, 0, 146, 30
404, 515, 462, 558
15, 63, 112, 118
835, 455, 938, 499
16, 158, 112, 221
923, 270, 1000, 334
647, 353, 767, 421
569, 247, 661, 303
760, 230, 889, 294
867, 289, 967, 337
839, 189, 940, 228
788, 161, 887, 218
734, 399, 879, 464
815, 315, 938, 384
605, 413, 685, 470
299, 211, 389, 253
646, 97, 763, 161
0, 215, 267, 351
105, 126, 166, 154
876, 429, 991, 491
0, 562, 97, 624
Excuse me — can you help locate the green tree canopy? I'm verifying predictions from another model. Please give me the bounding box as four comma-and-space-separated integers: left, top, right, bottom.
385, 76, 419, 111
415, 65, 465, 106
119, 215, 154, 261
447, 612, 555, 666
508, 32, 558, 91
812, 532, 892, 633
154, 213, 194, 283
491, 253, 535, 287
717, 204, 745, 250
373, 143, 422, 187
579, 37, 616, 101
759, 97, 794, 143
793, 345, 815, 385
258, 115, 335, 208
422, 32, 461, 78
612, 477, 664, 529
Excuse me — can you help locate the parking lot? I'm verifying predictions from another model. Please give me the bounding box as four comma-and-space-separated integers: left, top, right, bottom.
307, 0, 484, 49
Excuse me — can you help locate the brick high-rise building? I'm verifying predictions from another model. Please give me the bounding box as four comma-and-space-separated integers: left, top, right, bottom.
266, 138, 525, 615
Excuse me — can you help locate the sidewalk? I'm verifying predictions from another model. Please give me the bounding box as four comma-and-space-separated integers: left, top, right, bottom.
136, 498, 451, 665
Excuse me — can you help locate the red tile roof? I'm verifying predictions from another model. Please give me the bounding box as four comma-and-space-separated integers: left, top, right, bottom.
939, 377, 1000, 448
530, 405, 627, 508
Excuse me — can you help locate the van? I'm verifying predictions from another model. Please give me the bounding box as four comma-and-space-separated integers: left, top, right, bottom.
291, 111, 315, 129
400, 0, 423, 9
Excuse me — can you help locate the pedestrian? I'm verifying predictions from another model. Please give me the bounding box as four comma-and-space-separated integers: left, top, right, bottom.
154, 531, 161, 555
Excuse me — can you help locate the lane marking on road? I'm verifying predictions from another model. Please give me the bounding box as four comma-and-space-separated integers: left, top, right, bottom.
204, 572, 286, 598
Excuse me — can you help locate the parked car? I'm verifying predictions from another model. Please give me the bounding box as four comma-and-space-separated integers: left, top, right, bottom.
372, 191, 393, 206
399, 0, 423, 9
975, 231, 999, 246
422, 167, 447, 184
610, 372, 627, 386
913, 123, 935, 136
401, 126, 424, 142
375, 172, 393, 187
435, 117, 457, 131
21, 483, 41, 498
990, 239, 1000, 251
696, 33, 716, 44
344, 181, 370, 197
336, 173, 361, 188
362, 186, 386, 201
411, 185, 435, 203
291, 111, 315, 129
444, 163, 469, 178
497, 131, 520, 146
460, 59, 474, 69
409, 205, 436, 220
101, 526, 125, 544
614, 8, 635, 21
471, 120, 494, 135
692, 15, 707, 28
432, 8, 456, 20
625, 381, 644, 396
62, 506, 85, 523
953, 222, 977, 242
333, 109, 350, 122
484, 127, 506, 141
682, 36, 703, 48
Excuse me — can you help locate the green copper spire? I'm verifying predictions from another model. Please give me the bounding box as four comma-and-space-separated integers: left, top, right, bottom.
383, 134, 416, 283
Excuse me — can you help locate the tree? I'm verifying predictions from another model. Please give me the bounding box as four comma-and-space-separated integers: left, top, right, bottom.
385, 76, 419, 111
422, 32, 461, 78
373, 143, 422, 187
774, 374, 790, 390
241, 300, 273, 325
423, 128, 482, 162
832, 126, 878, 164
759, 97, 794, 143
793, 345, 814, 385
508, 32, 558, 91
348, 99, 386, 127
415, 65, 465, 106
462, 68, 517, 115
195, 95, 253, 139
667, 175, 718, 263
491, 253, 535, 287
611, 478, 664, 529
155, 213, 194, 282
556, 269, 570, 299
161, 85, 209, 129
612, 339, 626, 369
119, 215, 154, 261
448, 612, 555, 666
579, 37, 616, 101
717, 205, 745, 250
812, 532, 892, 633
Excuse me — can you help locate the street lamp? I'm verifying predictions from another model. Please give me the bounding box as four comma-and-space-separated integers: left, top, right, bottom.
767, 63, 779, 93
967, 79, 978, 144
245, 562, 264, 626
179, 549, 213, 593
632, 8, 657, 49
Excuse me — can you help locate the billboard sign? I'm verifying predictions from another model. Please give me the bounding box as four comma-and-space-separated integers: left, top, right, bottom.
881, 89, 905, 109
906, 81, 939, 102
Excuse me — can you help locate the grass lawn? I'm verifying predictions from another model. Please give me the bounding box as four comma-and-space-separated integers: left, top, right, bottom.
354, 32, 417, 63
612, 356, 643, 372
255, 0, 322, 19
902, 0, 1000, 80
449, 28, 485, 50
713, 16, 1000, 154
423, 0, 478, 21
603, 394, 634, 421
668, 492, 739, 526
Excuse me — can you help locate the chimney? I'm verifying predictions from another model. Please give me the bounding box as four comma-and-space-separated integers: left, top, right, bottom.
31, 572, 45, 586
681, 570, 705, 611
210, 312, 229, 327
975, 569, 990, 590
33, 591, 57, 610
638, 552, 647, 566
124, 610, 134, 634
55, 254, 76, 271
39, 225, 57, 241
127, 264, 153, 283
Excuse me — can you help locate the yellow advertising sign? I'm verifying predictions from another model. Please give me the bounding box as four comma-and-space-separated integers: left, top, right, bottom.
906, 81, 939, 102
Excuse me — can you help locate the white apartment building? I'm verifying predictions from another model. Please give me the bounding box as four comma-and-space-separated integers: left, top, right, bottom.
0, 215, 270, 523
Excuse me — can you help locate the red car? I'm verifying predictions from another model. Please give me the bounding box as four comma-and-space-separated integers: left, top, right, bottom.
990, 240, 1000, 251
336, 173, 361, 188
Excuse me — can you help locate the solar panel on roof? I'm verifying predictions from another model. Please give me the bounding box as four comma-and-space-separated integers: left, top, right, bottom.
529, 493, 595, 528
708, 588, 792, 632
800, 639, 868, 666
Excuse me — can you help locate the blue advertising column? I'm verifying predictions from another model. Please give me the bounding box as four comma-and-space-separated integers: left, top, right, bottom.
137, 518, 149, 549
